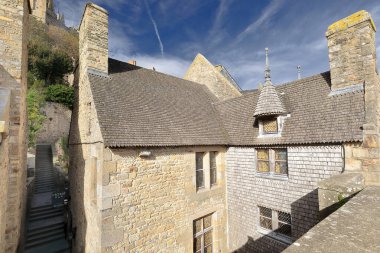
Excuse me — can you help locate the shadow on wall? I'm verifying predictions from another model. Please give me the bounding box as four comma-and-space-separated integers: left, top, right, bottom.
233, 189, 322, 253
68, 76, 87, 252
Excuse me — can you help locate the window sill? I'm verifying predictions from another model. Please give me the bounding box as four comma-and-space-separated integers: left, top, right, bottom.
257, 227, 293, 245
255, 172, 288, 181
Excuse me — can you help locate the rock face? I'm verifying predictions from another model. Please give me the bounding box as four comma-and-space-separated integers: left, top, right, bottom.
36, 102, 72, 145
0, 0, 30, 252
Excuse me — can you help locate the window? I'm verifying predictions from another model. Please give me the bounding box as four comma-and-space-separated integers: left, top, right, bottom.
194, 214, 213, 253
196, 152, 205, 190
258, 206, 292, 238
257, 149, 270, 173
256, 148, 288, 176
210, 152, 217, 186
262, 118, 278, 134
274, 149, 288, 175
259, 206, 272, 230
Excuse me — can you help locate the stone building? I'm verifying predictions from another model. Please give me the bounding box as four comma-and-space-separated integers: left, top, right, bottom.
31, 0, 65, 27
0, 0, 31, 252
69, 3, 380, 253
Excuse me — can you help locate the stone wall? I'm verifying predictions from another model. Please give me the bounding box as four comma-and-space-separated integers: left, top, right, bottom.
99, 146, 228, 252
0, 88, 11, 252
327, 11, 380, 186
0, 0, 29, 252
184, 53, 241, 101
226, 146, 343, 253
36, 102, 72, 144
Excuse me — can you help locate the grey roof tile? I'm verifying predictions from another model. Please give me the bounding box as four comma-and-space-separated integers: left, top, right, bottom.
215, 72, 364, 146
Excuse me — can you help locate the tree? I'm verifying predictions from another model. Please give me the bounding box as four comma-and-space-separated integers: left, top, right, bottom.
28, 39, 74, 85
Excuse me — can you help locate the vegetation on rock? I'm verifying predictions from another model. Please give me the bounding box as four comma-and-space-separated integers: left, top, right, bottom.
44, 84, 74, 109
27, 16, 78, 147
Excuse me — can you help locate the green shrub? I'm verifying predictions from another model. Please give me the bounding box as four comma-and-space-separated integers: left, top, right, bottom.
27, 82, 46, 147
28, 40, 74, 85
44, 84, 74, 109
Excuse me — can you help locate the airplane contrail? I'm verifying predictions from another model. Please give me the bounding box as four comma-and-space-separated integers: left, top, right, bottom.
144, 0, 164, 57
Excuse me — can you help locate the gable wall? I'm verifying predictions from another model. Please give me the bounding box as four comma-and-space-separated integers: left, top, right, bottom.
226, 146, 343, 252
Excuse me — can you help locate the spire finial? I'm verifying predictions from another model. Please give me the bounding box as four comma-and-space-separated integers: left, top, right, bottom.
297, 65, 301, 80
265, 48, 271, 84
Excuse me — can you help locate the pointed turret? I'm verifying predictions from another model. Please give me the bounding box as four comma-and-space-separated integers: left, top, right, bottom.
253, 48, 286, 117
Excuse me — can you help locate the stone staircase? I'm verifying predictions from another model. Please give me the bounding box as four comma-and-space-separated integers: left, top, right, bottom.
24, 144, 70, 253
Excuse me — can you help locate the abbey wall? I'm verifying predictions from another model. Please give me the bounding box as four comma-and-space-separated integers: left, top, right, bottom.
0, 0, 30, 252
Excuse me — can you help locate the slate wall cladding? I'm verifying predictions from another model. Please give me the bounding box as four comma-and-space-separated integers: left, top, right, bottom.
226, 146, 343, 253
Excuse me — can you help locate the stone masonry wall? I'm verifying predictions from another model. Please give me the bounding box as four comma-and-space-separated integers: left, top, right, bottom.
327, 11, 380, 185
36, 102, 72, 144
0, 88, 11, 252
0, 0, 29, 252
226, 146, 343, 253
100, 146, 228, 252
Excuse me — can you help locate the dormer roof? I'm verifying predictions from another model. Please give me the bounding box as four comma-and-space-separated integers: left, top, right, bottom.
253, 48, 286, 117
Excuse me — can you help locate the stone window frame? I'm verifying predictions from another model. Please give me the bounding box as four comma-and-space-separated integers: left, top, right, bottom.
255, 148, 288, 179
196, 152, 205, 190
257, 206, 293, 244
195, 151, 220, 192
193, 213, 213, 253
209, 151, 218, 187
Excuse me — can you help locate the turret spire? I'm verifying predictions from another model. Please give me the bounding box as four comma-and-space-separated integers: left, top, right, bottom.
297, 65, 301, 80
265, 48, 271, 84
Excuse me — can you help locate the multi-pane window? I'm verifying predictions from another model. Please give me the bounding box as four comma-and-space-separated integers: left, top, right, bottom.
257, 149, 270, 173
256, 148, 288, 176
277, 211, 292, 237
274, 149, 288, 175
193, 214, 213, 253
262, 118, 278, 134
196, 152, 205, 190
210, 152, 217, 186
258, 206, 292, 238
259, 206, 272, 230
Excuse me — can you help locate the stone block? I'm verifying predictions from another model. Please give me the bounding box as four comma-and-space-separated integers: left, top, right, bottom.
101, 197, 112, 210
363, 134, 378, 148
101, 228, 124, 248
318, 172, 364, 218
104, 161, 117, 173
102, 184, 120, 198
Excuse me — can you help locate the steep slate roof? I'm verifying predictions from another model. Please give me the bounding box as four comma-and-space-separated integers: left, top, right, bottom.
89, 59, 364, 147
89, 59, 229, 147
253, 83, 287, 117
215, 72, 365, 146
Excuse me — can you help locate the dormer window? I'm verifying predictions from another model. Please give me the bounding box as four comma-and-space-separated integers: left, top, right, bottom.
262, 117, 278, 134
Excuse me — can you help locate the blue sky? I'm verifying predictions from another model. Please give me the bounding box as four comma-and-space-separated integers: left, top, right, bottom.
56, 0, 380, 90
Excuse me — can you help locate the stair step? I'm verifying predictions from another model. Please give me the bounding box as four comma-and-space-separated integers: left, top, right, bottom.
24, 238, 70, 253
29, 209, 63, 218
27, 227, 65, 243
25, 233, 65, 249
27, 222, 64, 235
29, 212, 64, 222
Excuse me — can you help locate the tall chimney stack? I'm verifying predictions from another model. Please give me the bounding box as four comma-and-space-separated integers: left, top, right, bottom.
79, 3, 109, 75
326, 10, 377, 91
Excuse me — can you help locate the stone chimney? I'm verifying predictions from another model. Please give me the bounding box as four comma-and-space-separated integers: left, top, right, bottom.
326, 10, 377, 91
79, 3, 109, 75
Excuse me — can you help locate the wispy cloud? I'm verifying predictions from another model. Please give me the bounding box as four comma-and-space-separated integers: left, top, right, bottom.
144, 0, 165, 57
236, 0, 284, 43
